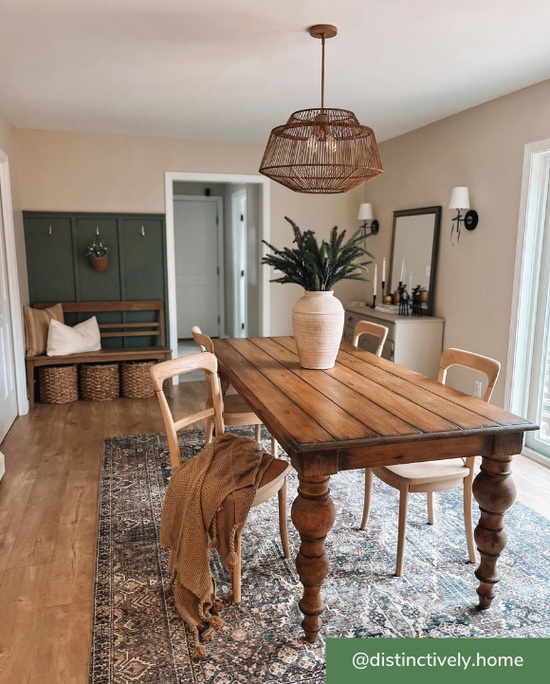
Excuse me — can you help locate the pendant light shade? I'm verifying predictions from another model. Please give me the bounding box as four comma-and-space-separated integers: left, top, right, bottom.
259, 25, 383, 194
259, 108, 382, 194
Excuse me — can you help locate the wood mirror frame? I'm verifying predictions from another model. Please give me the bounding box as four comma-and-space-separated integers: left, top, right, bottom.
388, 206, 441, 317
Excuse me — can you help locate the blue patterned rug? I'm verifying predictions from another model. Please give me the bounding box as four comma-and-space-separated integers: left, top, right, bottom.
89, 427, 550, 683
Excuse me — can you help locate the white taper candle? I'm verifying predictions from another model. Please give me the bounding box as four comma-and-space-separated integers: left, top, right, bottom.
382, 257, 386, 282
373, 264, 377, 296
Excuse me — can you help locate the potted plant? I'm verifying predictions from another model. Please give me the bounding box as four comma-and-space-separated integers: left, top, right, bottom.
262, 217, 373, 369
86, 235, 110, 272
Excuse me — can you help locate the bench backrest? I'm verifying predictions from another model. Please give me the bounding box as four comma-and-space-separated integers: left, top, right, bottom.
33, 300, 166, 347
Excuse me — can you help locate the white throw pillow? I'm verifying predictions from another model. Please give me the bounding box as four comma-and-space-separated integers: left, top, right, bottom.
46, 316, 102, 356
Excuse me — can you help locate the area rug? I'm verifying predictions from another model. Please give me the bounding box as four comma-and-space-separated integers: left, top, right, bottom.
89, 428, 550, 683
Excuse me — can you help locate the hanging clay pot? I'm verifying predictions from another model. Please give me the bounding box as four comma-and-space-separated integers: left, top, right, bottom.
90, 254, 108, 272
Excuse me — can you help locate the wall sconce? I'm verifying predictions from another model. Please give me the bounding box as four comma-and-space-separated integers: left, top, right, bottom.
449, 187, 478, 244
358, 203, 379, 240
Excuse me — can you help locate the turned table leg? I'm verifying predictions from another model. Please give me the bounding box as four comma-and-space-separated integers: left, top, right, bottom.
291, 474, 336, 643
472, 448, 517, 610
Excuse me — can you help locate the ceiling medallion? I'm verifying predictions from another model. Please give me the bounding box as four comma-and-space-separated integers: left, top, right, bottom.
259, 24, 383, 194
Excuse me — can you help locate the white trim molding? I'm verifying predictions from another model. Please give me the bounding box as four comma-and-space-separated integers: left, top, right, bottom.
505, 138, 550, 462
164, 172, 271, 381
0, 150, 29, 416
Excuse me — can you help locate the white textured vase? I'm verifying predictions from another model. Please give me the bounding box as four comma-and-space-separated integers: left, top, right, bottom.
292, 291, 344, 369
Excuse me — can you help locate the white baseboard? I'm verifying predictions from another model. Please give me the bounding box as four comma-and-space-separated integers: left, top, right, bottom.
521, 447, 550, 468
0, 451, 5, 482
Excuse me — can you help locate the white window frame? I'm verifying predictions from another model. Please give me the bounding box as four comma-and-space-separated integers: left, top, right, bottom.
505, 138, 550, 465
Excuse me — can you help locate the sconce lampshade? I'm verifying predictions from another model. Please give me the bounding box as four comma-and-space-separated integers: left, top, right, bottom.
449, 187, 470, 210
358, 203, 374, 221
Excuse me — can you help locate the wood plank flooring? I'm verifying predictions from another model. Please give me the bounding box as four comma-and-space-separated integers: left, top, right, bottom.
0, 382, 549, 684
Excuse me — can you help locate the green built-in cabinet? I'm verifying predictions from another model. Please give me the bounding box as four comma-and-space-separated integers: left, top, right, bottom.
23, 212, 168, 347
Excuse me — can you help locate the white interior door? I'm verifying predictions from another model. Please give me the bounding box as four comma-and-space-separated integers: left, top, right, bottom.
0, 188, 17, 442
174, 197, 223, 339
232, 191, 247, 338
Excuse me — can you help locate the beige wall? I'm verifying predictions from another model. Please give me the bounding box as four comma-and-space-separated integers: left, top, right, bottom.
362, 78, 550, 406
15, 128, 364, 335
13, 76, 550, 400
0, 111, 27, 305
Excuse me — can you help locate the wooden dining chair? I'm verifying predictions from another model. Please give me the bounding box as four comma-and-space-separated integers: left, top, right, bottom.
191, 326, 278, 456
150, 352, 290, 602
360, 348, 501, 577
352, 320, 389, 357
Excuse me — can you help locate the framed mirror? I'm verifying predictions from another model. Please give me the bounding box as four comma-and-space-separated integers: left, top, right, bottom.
388, 206, 441, 317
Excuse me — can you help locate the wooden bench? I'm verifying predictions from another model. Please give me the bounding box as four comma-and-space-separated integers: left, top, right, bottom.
27, 300, 172, 408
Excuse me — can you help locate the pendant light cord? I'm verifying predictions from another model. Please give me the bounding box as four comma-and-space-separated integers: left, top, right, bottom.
321, 34, 325, 111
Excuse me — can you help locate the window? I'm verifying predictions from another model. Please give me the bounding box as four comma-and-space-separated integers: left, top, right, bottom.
507, 139, 550, 464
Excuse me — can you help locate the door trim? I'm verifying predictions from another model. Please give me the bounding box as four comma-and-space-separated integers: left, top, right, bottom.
173, 195, 225, 341
165, 172, 271, 377
0, 150, 28, 416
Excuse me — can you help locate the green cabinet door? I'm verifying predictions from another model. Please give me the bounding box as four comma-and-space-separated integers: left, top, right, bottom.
119, 218, 167, 347
24, 217, 76, 304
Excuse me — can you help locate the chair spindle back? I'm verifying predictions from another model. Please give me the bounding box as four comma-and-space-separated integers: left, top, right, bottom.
150, 352, 224, 471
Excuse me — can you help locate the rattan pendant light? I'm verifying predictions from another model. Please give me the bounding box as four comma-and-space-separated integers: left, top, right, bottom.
259, 24, 383, 194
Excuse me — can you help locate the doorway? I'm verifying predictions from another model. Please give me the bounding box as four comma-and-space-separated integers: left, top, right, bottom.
165, 172, 270, 372
0, 185, 18, 442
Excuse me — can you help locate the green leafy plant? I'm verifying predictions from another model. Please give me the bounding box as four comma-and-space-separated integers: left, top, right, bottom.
262, 217, 374, 291
85, 235, 110, 259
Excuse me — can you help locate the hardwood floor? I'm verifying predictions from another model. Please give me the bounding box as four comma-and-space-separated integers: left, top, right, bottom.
0, 383, 549, 683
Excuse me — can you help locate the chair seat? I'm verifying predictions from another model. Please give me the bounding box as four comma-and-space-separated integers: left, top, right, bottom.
223, 393, 261, 424
376, 458, 469, 486
254, 459, 289, 506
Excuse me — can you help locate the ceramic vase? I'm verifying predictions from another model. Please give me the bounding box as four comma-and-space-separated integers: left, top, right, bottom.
292, 290, 344, 369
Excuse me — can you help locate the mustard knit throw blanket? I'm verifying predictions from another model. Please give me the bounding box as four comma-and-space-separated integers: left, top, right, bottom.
160, 433, 274, 660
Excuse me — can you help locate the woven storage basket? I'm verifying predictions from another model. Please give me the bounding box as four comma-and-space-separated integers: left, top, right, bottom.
80, 362, 120, 401
38, 365, 79, 404
121, 361, 156, 398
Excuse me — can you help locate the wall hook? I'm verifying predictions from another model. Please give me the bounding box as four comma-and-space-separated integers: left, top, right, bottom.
141, 226, 145, 236
96, 226, 100, 236
48, 225, 52, 235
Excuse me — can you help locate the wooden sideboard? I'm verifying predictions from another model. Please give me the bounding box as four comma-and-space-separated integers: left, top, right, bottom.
343, 306, 445, 379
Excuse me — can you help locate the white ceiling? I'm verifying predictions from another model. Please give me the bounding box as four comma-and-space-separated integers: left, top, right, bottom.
1, 0, 550, 143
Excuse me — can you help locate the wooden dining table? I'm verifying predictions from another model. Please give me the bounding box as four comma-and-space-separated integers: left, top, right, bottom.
214, 336, 537, 643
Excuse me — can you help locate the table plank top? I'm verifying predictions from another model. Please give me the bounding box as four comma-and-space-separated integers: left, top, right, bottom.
214, 337, 537, 454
